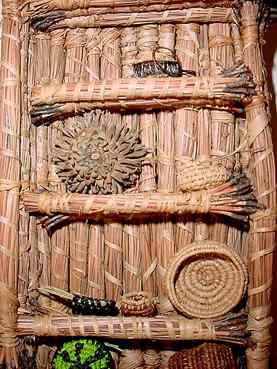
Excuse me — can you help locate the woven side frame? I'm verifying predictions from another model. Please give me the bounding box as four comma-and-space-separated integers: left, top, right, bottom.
240, 3, 276, 369
0, 0, 22, 367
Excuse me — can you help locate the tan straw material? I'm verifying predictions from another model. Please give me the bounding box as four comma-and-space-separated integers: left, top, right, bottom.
176, 158, 231, 191
16, 312, 249, 345
22, 174, 261, 229
0, 1, 275, 368
165, 241, 248, 318
29, 8, 236, 31
25, 0, 238, 13
30, 66, 255, 121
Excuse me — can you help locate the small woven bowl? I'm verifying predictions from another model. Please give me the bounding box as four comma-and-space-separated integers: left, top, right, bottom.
168, 343, 236, 369
120, 292, 156, 317
165, 241, 247, 319
177, 159, 231, 192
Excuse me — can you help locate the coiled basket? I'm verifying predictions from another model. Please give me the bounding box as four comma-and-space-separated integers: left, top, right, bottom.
165, 241, 248, 319
168, 343, 237, 369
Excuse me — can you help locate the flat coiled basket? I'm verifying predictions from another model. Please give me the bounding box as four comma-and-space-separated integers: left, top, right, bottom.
168, 343, 237, 369
165, 241, 248, 319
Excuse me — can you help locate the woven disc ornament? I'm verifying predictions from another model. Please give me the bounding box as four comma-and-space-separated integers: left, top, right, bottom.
54, 110, 147, 194
165, 241, 247, 319
177, 159, 231, 192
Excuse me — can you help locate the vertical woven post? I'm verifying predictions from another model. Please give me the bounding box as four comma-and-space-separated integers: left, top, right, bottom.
155, 24, 176, 295
33, 32, 51, 303
32, 31, 51, 369
208, 22, 237, 246
137, 25, 157, 295
121, 27, 143, 294
101, 28, 123, 301
64, 29, 89, 295
29, 31, 51, 299
86, 28, 105, 299
229, 22, 249, 263
18, 20, 31, 309
0, 0, 21, 366
156, 24, 176, 362
241, 2, 276, 369
174, 24, 199, 250
194, 24, 210, 242
49, 29, 69, 291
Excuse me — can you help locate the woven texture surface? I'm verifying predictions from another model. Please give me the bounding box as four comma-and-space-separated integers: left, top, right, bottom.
168, 343, 237, 369
166, 241, 248, 318
0, 2, 275, 369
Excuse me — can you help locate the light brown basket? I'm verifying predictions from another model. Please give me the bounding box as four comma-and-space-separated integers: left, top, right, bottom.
168, 343, 237, 369
120, 291, 156, 317
176, 158, 231, 192
165, 241, 248, 319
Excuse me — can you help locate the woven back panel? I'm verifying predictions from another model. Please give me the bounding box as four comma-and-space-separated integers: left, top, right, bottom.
23, 23, 246, 301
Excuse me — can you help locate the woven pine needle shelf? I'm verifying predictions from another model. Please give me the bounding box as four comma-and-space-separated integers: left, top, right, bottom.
0, 0, 275, 369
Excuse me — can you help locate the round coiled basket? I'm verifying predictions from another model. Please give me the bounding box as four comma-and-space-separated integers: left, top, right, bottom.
120, 291, 156, 317
165, 241, 248, 319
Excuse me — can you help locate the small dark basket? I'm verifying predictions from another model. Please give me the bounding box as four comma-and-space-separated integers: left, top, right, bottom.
168, 343, 237, 369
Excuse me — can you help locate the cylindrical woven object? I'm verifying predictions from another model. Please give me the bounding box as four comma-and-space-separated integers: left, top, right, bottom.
26, 0, 238, 13
120, 292, 156, 317
168, 343, 237, 369
166, 241, 248, 319
177, 159, 231, 191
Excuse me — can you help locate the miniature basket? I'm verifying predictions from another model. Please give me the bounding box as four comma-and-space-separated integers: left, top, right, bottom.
177, 159, 231, 192
165, 241, 248, 319
168, 343, 236, 369
120, 292, 156, 317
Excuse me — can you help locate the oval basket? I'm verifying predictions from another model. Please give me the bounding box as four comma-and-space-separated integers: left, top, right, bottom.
177, 159, 231, 192
165, 241, 248, 319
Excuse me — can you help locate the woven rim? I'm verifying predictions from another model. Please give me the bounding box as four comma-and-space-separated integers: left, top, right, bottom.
165, 241, 248, 319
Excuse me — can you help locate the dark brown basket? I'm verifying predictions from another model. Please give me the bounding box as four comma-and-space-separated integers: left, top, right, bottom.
168, 343, 236, 369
